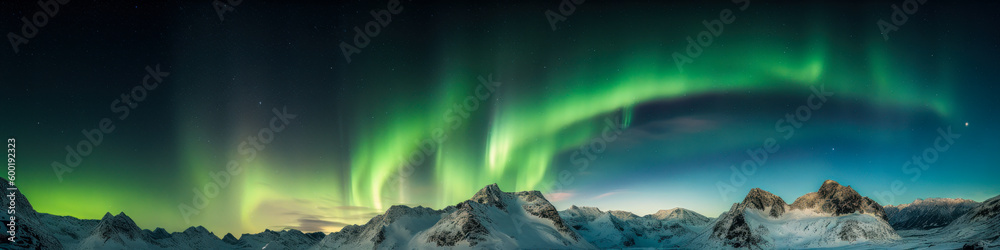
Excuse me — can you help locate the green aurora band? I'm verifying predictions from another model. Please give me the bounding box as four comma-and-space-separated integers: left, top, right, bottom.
17, 2, 968, 235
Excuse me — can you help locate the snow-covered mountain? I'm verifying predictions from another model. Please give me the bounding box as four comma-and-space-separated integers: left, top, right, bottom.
313, 183, 593, 249
77, 212, 155, 249
559, 206, 711, 248
883, 198, 980, 230
887, 194, 1000, 249
646, 207, 711, 226
559, 206, 634, 248
688, 180, 899, 249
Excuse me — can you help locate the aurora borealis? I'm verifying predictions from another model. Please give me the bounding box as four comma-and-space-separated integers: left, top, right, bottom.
3, 0, 999, 237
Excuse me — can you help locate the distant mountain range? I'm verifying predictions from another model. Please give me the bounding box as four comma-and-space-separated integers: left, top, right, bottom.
2, 179, 998, 249
884, 197, 980, 230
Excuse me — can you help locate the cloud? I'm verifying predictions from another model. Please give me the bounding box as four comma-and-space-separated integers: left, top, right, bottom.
591, 190, 628, 200
283, 215, 350, 232
544, 192, 574, 202
294, 218, 349, 232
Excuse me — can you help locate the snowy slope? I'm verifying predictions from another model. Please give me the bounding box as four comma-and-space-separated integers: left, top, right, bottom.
937, 194, 1000, 247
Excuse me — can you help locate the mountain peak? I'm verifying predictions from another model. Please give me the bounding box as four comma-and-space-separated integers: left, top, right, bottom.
181, 225, 215, 237
647, 208, 710, 225
479, 183, 501, 192
470, 183, 512, 210
149, 227, 171, 240
473, 183, 504, 198
818, 180, 854, 197
222, 233, 240, 245
98, 212, 134, 223
562, 206, 605, 219
740, 188, 787, 218
650, 208, 684, 219
97, 211, 133, 222
791, 180, 888, 221
91, 211, 150, 244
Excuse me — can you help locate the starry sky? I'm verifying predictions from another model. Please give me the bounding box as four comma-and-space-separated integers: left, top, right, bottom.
2, 0, 999, 236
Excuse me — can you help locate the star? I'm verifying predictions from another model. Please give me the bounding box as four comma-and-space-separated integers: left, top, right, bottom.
965, 122, 969, 127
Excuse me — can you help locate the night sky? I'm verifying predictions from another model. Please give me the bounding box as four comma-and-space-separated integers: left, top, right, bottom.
2, 0, 999, 236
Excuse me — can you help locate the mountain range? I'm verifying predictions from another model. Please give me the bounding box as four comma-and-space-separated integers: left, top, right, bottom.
2, 179, 997, 249
884, 197, 980, 230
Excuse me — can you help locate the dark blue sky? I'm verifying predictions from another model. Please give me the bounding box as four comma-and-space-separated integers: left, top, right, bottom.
2, 0, 998, 234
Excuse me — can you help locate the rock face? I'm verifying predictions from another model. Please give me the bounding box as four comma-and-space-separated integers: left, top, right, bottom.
884, 198, 980, 230
423, 201, 494, 247
469, 183, 508, 210
791, 180, 888, 222
741, 188, 789, 218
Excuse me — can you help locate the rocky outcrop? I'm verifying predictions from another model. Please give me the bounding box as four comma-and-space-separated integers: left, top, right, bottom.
708, 188, 785, 248
791, 180, 888, 221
